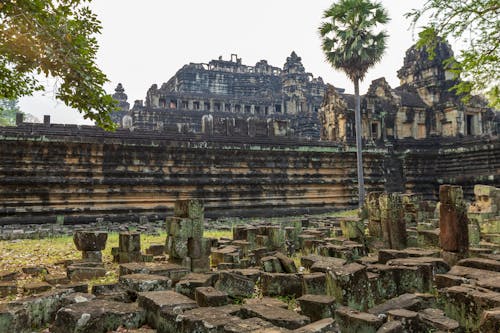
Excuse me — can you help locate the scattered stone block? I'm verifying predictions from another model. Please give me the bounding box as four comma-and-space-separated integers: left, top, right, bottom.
146, 244, 165, 256
387, 308, 418, 332
275, 252, 297, 273
326, 263, 370, 311
53, 299, 145, 333
0, 281, 16, 298
0, 270, 18, 281
435, 273, 468, 289
44, 274, 70, 285
137, 290, 198, 333
175, 273, 217, 299
91, 283, 131, 303
215, 271, 255, 298
244, 297, 288, 309
21, 265, 48, 276
67, 265, 106, 281
9, 288, 74, 331
376, 321, 404, 333
439, 185, 468, 254
73, 231, 108, 251
119, 262, 189, 283
335, 306, 383, 333
369, 294, 426, 315
297, 294, 336, 322
293, 318, 336, 333
457, 257, 500, 272
479, 306, 500, 333
417, 308, 459, 332
195, 286, 228, 307
178, 306, 240, 333
439, 284, 500, 331
22, 281, 52, 295
301, 272, 326, 295
223, 317, 277, 333
261, 272, 302, 298
262, 256, 284, 273
119, 274, 172, 292
241, 303, 310, 329
0, 303, 29, 332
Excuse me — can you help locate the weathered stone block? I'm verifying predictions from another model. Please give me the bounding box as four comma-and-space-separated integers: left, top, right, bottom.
177, 306, 240, 333
479, 306, 500, 333
119, 274, 172, 292
440, 284, 500, 331
293, 318, 335, 333
0, 281, 16, 298
215, 271, 255, 298
302, 272, 326, 295
275, 252, 297, 273
335, 306, 383, 333
119, 262, 189, 283
261, 272, 302, 298
297, 294, 336, 322
195, 286, 228, 307
439, 185, 469, 253
241, 303, 310, 329
326, 263, 371, 311
73, 231, 108, 251
137, 290, 198, 333
53, 299, 146, 333
67, 265, 106, 281
417, 308, 460, 332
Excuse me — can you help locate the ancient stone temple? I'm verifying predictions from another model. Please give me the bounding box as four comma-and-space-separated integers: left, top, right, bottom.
319, 40, 498, 141
110, 83, 131, 125
125, 52, 326, 138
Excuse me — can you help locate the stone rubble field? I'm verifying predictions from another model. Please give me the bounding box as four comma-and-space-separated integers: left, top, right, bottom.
0, 185, 499, 333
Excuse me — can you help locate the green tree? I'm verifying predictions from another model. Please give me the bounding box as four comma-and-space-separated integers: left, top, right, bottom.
319, 0, 389, 207
0, 98, 20, 126
0, 0, 117, 130
406, 0, 499, 107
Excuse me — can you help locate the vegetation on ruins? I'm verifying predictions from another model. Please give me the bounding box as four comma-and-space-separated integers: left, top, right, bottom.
319, 0, 389, 206
406, 0, 500, 108
0, 0, 117, 130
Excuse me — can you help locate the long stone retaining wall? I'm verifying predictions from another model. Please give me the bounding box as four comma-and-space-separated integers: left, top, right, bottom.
0, 124, 498, 224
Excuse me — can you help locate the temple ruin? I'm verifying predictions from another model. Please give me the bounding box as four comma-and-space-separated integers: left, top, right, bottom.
116, 52, 326, 138
319, 40, 498, 141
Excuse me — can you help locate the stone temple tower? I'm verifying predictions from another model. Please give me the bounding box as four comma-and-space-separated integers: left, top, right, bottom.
111, 83, 130, 125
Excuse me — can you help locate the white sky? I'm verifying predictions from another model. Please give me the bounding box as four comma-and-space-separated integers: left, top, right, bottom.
19, 0, 430, 124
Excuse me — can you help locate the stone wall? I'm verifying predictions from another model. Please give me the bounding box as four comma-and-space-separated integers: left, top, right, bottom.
0, 124, 388, 225
0, 124, 498, 225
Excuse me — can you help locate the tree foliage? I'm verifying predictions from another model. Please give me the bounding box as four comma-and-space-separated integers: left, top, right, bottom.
406, 0, 499, 107
319, 0, 389, 206
0, 98, 20, 126
0, 0, 117, 130
319, 0, 389, 83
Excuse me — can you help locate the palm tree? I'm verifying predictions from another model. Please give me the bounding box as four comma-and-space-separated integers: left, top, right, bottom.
319, 0, 389, 207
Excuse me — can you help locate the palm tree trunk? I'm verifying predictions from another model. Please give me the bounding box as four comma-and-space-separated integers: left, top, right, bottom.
354, 78, 365, 207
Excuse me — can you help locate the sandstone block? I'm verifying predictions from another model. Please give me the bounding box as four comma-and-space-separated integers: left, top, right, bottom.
215, 271, 255, 298
335, 306, 383, 333
119, 274, 172, 292
195, 286, 228, 307
73, 231, 108, 251
241, 303, 310, 330
261, 272, 302, 298
53, 299, 145, 333
297, 294, 336, 322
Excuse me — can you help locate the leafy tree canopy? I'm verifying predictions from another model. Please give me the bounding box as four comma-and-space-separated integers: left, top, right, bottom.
0, 0, 117, 130
0, 98, 20, 126
406, 0, 499, 107
319, 0, 389, 83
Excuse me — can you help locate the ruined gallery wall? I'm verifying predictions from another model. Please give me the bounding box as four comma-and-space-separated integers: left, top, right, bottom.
0, 125, 498, 225
397, 137, 500, 200
0, 125, 388, 225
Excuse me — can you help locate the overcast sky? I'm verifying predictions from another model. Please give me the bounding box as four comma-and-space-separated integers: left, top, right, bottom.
19, 0, 431, 124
